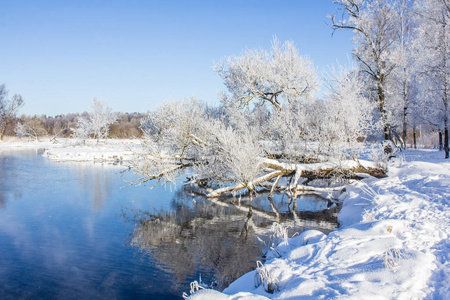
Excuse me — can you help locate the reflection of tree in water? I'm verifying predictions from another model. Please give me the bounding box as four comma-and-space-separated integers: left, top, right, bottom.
90, 168, 109, 212
124, 189, 340, 291
0, 191, 5, 209
76, 165, 111, 212
124, 189, 262, 290
0, 153, 24, 209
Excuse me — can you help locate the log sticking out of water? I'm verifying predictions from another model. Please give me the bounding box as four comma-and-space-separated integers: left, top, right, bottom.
188, 158, 385, 198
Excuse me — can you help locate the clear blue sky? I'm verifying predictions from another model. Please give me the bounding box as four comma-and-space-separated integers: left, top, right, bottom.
0, 0, 353, 116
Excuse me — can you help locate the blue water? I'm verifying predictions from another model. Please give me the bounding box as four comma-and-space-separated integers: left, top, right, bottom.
0, 150, 337, 299
0, 150, 183, 299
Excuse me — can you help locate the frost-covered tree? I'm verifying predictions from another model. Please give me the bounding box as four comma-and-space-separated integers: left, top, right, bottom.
389, 0, 415, 147
16, 115, 48, 141
323, 65, 375, 158
413, 0, 450, 158
90, 98, 117, 141
71, 98, 117, 142
214, 37, 318, 111
215, 38, 329, 161
267, 96, 324, 161
0, 84, 24, 141
72, 112, 91, 140
135, 98, 265, 194
331, 0, 399, 140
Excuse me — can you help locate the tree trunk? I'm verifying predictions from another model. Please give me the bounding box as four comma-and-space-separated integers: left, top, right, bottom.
401, 120, 407, 149
439, 130, 443, 151
442, 19, 449, 159
402, 72, 408, 149
377, 81, 391, 140
413, 124, 417, 149
445, 120, 449, 159
0, 116, 10, 140
0, 127, 5, 141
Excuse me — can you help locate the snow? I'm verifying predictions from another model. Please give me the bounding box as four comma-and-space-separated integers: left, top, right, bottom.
189, 149, 450, 299
0, 138, 141, 163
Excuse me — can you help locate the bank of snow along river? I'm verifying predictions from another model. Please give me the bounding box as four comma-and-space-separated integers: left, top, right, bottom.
187, 150, 450, 300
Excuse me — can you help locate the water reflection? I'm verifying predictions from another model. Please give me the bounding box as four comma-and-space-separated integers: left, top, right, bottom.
73, 163, 112, 212
0, 192, 6, 209
0, 151, 23, 209
0, 151, 173, 299
124, 188, 339, 290
0, 149, 113, 212
0, 150, 340, 298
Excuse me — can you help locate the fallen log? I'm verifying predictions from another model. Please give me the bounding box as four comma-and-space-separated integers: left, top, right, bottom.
204, 158, 385, 198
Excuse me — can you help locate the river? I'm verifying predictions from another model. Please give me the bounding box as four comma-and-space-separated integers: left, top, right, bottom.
0, 149, 338, 299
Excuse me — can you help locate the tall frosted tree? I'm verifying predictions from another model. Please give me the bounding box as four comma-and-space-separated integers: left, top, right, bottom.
390, 0, 415, 147
72, 98, 117, 142
331, 0, 398, 140
214, 37, 318, 111
215, 38, 325, 160
414, 0, 450, 158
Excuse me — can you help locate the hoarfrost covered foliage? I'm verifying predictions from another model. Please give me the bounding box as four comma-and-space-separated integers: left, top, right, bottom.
331, 0, 399, 140
72, 98, 117, 142
331, 0, 450, 157
214, 38, 318, 111
323, 65, 376, 158
412, 0, 450, 157
16, 116, 48, 141
136, 98, 263, 188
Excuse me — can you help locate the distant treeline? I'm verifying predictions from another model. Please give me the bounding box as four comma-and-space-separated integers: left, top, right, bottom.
5, 112, 145, 139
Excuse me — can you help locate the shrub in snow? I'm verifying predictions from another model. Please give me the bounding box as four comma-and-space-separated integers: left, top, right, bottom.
254, 261, 279, 294
384, 247, 402, 270
259, 222, 294, 259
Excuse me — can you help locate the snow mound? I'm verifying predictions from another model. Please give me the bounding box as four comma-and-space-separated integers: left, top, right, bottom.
186, 289, 270, 300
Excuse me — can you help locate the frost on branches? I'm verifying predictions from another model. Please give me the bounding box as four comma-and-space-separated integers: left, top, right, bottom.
132, 39, 380, 197
71, 98, 117, 142
214, 38, 318, 111
331, 0, 398, 140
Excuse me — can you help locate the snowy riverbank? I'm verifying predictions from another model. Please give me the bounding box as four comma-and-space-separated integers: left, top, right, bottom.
188, 150, 450, 299
0, 138, 141, 163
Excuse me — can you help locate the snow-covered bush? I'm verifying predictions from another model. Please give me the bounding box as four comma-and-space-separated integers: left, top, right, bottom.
384, 247, 402, 270
254, 260, 279, 293
194, 120, 263, 189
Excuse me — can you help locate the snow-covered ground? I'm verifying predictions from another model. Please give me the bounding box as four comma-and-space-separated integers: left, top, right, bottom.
0, 138, 141, 163
188, 149, 450, 299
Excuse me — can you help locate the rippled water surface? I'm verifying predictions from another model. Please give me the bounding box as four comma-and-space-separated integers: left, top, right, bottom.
0, 150, 338, 299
